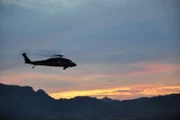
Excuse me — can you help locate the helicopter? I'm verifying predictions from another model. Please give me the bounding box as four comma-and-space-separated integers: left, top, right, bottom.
22, 52, 77, 70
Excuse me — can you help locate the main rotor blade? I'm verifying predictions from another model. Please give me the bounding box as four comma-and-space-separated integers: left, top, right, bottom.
32, 52, 52, 57
32, 52, 65, 58
31, 49, 86, 59
53, 54, 64, 57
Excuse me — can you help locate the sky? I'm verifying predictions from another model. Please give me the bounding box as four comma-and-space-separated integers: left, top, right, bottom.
0, 0, 180, 100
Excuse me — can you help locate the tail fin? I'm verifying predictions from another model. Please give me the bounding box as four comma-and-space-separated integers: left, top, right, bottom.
22, 53, 31, 63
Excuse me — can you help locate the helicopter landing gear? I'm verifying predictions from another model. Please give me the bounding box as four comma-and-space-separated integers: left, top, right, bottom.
63, 66, 68, 70
32, 65, 36, 68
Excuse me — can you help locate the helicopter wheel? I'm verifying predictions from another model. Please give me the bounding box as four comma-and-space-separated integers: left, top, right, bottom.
63, 66, 68, 70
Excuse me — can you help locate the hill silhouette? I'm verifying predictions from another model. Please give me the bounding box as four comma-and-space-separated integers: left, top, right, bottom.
0, 83, 180, 120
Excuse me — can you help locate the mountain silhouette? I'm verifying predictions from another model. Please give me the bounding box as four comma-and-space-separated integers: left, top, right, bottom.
101, 96, 113, 102
0, 83, 180, 120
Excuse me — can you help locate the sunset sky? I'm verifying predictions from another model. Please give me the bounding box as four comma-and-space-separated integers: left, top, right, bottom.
0, 0, 180, 100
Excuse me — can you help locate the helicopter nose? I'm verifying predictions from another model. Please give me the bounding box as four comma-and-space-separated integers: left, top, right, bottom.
73, 63, 77, 66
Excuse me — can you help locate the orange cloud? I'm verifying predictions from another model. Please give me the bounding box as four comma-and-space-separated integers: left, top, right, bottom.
1, 63, 179, 84
123, 63, 180, 76
0, 72, 82, 85
49, 87, 131, 99
81, 63, 180, 78
1, 62, 180, 100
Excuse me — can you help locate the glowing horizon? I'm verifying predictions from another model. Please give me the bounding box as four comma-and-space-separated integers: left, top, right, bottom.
49, 84, 180, 100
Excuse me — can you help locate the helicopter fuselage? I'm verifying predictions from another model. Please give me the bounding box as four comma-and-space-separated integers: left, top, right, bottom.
22, 53, 76, 70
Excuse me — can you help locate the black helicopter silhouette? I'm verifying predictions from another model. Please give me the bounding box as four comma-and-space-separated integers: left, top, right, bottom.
22, 53, 77, 70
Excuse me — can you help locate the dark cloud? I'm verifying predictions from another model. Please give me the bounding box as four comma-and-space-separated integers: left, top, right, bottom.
0, 0, 179, 69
